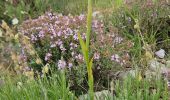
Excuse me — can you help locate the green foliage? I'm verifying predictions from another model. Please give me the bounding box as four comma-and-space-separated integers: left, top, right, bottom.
0, 72, 76, 100
2, 0, 86, 22
114, 76, 169, 99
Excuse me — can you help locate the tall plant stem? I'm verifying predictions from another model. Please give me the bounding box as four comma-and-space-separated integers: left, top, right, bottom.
86, 0, 94, 100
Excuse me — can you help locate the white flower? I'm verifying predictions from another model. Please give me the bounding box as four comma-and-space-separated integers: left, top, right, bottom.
155, 49, 165, 58
111, 54, 120, 61
12, 18, 19, 25
94, 52, 100, 60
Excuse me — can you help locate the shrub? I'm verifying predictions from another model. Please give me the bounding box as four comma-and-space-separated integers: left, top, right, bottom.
18, 12, 132, 93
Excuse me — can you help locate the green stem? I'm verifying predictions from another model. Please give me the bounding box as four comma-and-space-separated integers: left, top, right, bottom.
78, 0, 94, 99
86, 0, 94, 100
86, 0, 94, 99
86, 0, 92, 50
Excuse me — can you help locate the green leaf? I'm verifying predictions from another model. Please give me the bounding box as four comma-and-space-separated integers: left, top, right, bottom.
88, 57, 94, 100
89, 57, 93, 70
86, 0, 92, 49
77, 33, 88, 62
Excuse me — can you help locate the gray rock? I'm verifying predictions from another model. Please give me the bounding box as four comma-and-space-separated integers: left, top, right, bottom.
148, 59, 165, 72
155, 49, 165, 59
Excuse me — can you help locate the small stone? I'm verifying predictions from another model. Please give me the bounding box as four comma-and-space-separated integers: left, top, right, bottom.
12, 18, 19, 25
149, 59, 165, 72
155, 49, 165, 58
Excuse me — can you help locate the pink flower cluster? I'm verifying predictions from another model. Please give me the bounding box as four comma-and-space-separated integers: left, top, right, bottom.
18, 11, 133, 71
19, 12, 104, 69
111, 53, 130, 66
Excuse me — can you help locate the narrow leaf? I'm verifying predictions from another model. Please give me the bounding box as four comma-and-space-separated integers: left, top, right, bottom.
88, 57, 94, 100
78, 33, 88, 62
86, 0, 92, 49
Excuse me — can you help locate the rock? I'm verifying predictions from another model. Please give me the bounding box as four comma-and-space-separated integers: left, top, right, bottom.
114, 70, 139, 80
148, 59, 165, 72
155, 49, 165, 58
79, 90, 112, 100
12, 18, 19, 25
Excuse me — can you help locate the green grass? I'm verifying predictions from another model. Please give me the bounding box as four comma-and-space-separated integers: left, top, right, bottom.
0, 73, 168, 99
0, 71, 76, 100
114, 76, 169, 100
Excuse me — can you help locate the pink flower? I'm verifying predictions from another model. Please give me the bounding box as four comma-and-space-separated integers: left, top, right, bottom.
38, 31, 45, 38
70, 43, 78, 50
78, 14, 85, 20
75, 54, 84, 61
45, 53, 52, 61
57, 31, 62, 36
111, 54, 120, 63
68, 63, 73, 68
82, 33, 86, 39
73, 34, 78, 40
55, 39, 63, 46
94, 52, 100, 60
31, 34, 37, 41
58, 60, 66, 69
60, 44, 66, 51
66, 28, 73, 35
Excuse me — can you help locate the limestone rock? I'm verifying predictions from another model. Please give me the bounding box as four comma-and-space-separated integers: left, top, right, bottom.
155, 49, 165, 59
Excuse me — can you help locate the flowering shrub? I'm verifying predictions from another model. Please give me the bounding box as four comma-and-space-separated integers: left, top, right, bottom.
18, 12, 133, 92
19, 12, 104, 69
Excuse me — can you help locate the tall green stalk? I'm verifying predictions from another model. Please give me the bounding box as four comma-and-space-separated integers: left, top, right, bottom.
86, 0, 92, 49
78, 0, 94, 99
